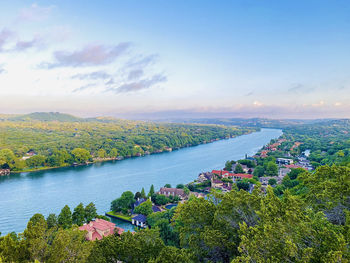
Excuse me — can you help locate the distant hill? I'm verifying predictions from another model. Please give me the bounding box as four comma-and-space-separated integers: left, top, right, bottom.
9, 112, 84, 122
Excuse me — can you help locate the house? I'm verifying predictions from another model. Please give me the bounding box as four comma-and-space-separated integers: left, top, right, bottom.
132, 214, 147, 228
276, 158, 294, 165
79, 218, 124, 241
152, 205, 161, 213
197, 172, 213, 182
134, 198, 147, 209
231, 173, 253, 180
158, 187, 186, 198
284, 164, 307, 170
211, 170, 253, 180
279, 168, 291, 177
211, 178, 224, 188
0, 169, 10, 176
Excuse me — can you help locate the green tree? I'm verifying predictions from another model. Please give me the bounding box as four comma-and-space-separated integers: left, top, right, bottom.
237, 180, 250, 191
253, 166, 265, 177
268, 178, 277, 185
48, 227, 93, 263
72, 203, 86, 226
22, 213, 48, 262
164, 184, 172, 188
148, 246, 195, 263
134, 199, 153, 216
224, 160, 233, 171
140, 187, 146, 199
148, 184, 155, 197
111, 191, 135, 213
97, 149, 107, 158
85, 202, 98, 222
46, 213, 58, 229
25, 155, 46, 168
71, 148, 91, 164
58, 205, 72, 229
109, 148, 118, 158
265, 161, 278, 176
234, 164, 244, 174
176, 184, 184, 189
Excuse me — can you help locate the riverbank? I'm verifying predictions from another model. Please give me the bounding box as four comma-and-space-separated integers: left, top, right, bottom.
0, 128, 282, 234
9, 130, 258, 174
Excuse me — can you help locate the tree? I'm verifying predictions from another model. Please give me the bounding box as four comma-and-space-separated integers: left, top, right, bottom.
288, 168, 306, 180
265, 161, 278, 176
109, 148, 118, 158
183, 187, 190, 195
140, 187, 146, 199
97, 149, 107, 158
253, 166, 265, 177
134, 199, 153, 216
148, 184, 155, 197
22, 213, 48, 262
154, 194, 169, 206
164, 184, 172, 188
25, 155, 46, 168
71, 148, 91, 164
176, 184, 184, 189
268, 178, 277, 185
234, 164, 244, 174
72, 203, 86, 226
237, 180, 250, 191
58, 205, 72, 229
46, 214, 58, 229
48, 227, 93, 263
233, 188, 347, 263
149, 246, 195, 263
134, 191, 142, 200
224, 160, 233, 171
85, 202, 97, 222
111, 191, 135, 213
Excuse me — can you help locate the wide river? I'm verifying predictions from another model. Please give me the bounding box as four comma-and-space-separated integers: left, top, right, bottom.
0, 128, 282, 234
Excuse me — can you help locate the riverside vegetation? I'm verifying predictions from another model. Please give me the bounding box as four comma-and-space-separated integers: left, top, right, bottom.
0, 112, 256, 173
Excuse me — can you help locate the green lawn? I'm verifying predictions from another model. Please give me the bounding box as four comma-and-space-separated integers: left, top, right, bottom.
106, 211, 132, 222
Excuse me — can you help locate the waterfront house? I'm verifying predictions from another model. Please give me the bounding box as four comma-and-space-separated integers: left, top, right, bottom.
0, 169, 10, 176
79, 218, 124, 241
132, 214, 147, 228
158, 187, 186, 198
152, 205, 161, 212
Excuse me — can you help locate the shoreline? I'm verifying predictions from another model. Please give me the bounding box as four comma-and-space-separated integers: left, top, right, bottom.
8, 130, 258, 175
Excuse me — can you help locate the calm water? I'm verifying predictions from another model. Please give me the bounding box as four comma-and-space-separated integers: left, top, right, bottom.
0, 128, 282, 234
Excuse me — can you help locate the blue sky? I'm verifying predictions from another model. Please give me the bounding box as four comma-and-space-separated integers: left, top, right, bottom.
0, 1, 350, 118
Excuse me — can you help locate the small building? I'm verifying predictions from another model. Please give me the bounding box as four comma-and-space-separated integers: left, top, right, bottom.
152, 205, 161, 213
132, 214, 147, 228
79, 218, 124, 241
0, 169, 10, 176
158, 187, 186, 198
276, 158, 294, 165
211, 179, 224, 188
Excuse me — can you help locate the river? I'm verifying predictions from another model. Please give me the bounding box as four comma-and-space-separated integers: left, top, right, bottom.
0, 128, 282, 234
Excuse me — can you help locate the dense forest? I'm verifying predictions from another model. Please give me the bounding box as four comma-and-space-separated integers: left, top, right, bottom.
0, 113, 256, 172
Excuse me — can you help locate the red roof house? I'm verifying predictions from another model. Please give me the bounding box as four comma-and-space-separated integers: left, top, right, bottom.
212, 170, 253, 179
79, 218, 124, 241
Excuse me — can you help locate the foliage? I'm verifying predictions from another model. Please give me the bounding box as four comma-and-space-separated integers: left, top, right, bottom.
58, 205, 73, 229
111, 191, 135, 213
134, 199, 153, 216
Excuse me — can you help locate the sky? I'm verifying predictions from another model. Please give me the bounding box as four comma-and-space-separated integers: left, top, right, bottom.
0, 0, 350, 119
